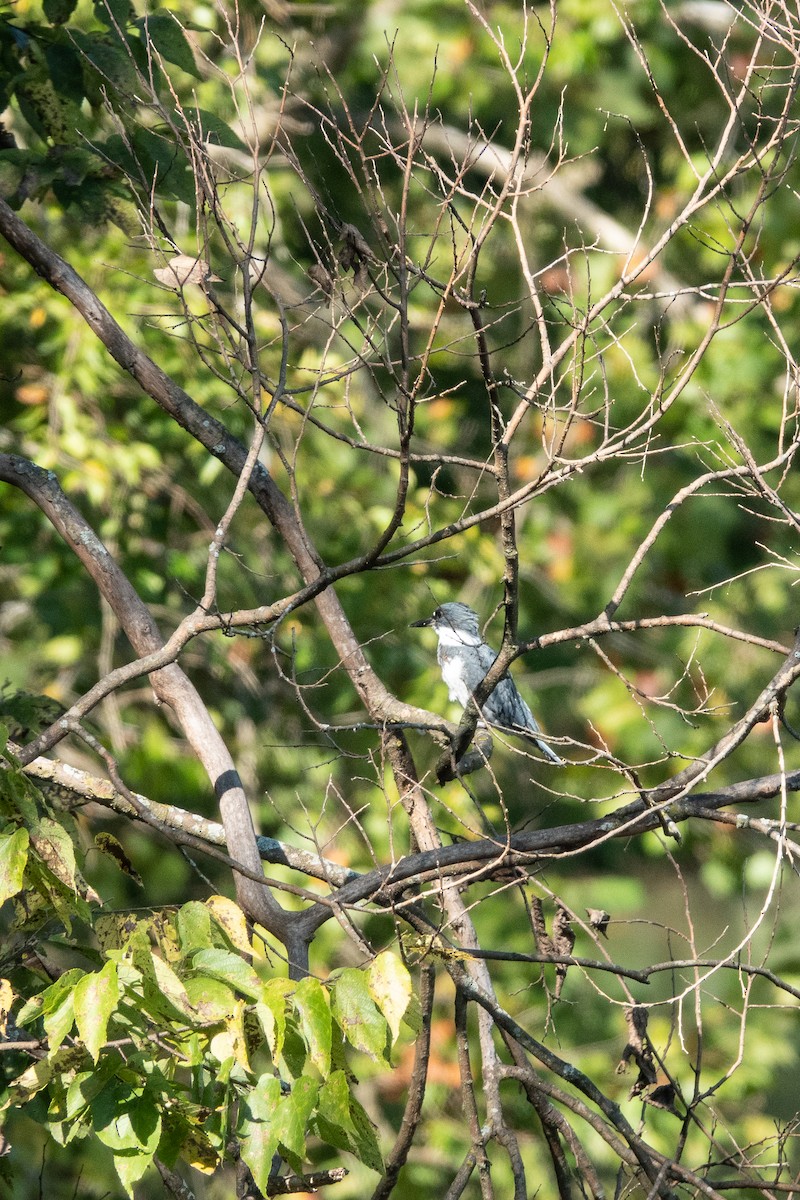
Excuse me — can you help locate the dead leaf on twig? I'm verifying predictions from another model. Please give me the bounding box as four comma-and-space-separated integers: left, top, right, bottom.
153, 254, 221, 289
553, 906, 575, 998
643, 1083, 679, 1115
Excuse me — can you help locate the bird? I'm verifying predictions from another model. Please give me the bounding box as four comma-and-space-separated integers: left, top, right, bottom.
411, 602, 562, 764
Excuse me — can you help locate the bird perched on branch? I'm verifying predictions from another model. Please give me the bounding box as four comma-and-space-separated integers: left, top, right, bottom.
411, 602, 562, 764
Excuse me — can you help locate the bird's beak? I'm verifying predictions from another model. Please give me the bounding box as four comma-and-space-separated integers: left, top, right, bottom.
410, 616, 433, 628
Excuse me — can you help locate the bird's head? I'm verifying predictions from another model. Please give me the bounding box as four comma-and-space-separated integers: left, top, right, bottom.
411, 602, 482, 646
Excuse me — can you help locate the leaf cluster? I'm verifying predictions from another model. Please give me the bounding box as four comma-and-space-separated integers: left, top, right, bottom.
1, 727, 413, 1193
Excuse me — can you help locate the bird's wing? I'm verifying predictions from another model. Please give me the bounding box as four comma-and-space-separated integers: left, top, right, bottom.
474, 641, 498, 674
468, 644, 522, 717
478, 651, 563, 765
483, 675, 539, 732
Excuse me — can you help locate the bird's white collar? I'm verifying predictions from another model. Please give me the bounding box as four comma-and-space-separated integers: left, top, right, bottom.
435, 624, 482, 648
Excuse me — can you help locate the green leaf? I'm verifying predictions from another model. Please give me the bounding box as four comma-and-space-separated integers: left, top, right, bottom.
149, 953, 196, 1020
401, 987, 423, 1037
273, 1075, 318, 1162
65, 1069, 96, 1123
93, 1083, 162, 1154
191, 948, 263, 1000
0, 826, 29, 905
317, 1069, 353, 1133
315, 1069, 383, 1170
291, 1073, 319, 1125
65, 1054, 121, 1121
331, 968, 390, 1062
97, 1086, 162, 1197
280, 1023, 308, 1081
6, 1045, 85, 1104
43, 0, 79, 24
74, 960, 119, 1061
255, 978, 293, 1059
100, 128, 194, 205
93, 0, 132, 28
347, 1091, 384, 1173
15, 967, 82, 1045
238, 1074, 282, 1194
95, 914, 143, 953
43, 985, 78, 1053
182, 974, 236, 1024
0, 695, 64, 741
176, 901, 213, 954
0, 749, 41, 827
44, 41, 86, 105
134, 14, 200, 78
128, 932, 197, 1026
47, 134, 94, 187
368, 951, 412, 1045
40, 968, 86, 1017
181, 107, 247, 151
114, 1150, 155, 1199
72, 31, 138, 101
293, 976, 332, 1077
14, 64, 79, 144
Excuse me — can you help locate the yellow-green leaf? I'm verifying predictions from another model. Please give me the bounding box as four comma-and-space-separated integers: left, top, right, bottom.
0, 827, 29, 905
74, 960, 119, 1061
239, 1074, 282, 1194
331, 968, 389, 1062
206, 895, 253, 955
368, 951, 412, 1045
191, 948, 262, 1000
294, 976, 332, 1077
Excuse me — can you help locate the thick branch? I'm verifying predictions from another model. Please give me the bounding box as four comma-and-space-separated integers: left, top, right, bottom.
0, 454, 289, 942
19, 749, 358, 887
296, 771, 800, 937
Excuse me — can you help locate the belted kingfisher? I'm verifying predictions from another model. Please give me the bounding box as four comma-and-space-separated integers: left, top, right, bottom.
411, 602, 562, 764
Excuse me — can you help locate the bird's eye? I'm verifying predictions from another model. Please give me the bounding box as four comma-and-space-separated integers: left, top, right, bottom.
433, 607, 441, 618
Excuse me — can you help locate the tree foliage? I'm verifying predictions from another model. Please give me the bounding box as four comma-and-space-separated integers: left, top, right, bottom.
2, 0, 800, 1197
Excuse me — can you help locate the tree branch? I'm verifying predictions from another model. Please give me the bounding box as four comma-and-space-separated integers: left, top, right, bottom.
0, 453, 290, 944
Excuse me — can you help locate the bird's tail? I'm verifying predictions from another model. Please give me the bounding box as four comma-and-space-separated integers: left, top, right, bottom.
503, 721, 564, 764
534, 737, 563, 765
